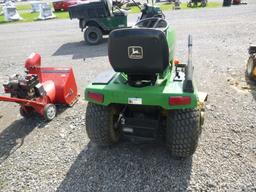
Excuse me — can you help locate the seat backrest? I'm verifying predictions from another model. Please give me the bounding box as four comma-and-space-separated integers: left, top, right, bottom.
108, 28, 169, 75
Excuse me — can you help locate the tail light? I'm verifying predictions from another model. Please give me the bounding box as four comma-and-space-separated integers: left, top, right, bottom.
169, 96, 191, 106
87, 92, 104, 103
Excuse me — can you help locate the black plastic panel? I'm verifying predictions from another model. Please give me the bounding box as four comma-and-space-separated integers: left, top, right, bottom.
92, 70, 116, 84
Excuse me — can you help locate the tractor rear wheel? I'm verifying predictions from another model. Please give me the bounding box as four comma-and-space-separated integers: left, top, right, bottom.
84, 26, 103, 45
85, 102, 120, 146
166, 109, 202, 158
246, 56, 256, 81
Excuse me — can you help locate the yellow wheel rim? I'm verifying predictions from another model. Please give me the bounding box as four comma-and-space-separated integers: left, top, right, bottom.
253, 66, 256, 77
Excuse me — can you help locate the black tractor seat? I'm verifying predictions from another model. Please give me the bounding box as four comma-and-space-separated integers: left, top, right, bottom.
108, 28, 169, 86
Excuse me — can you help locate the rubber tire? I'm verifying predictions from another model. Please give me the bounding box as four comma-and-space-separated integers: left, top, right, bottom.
85, 102, 120, 146
166, 109, 202, 158
44, 104, 57, 121
20, 107, 33, 118
246, 56, 256, 81
84, 26, 103, 45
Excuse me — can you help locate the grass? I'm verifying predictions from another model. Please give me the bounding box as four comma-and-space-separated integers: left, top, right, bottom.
129, 2, 222, 13
55, 11, 69, 19
180, 2, 222, 9
0, 2, 221, 24
0, 3, 32, 11
0, 11, 69, 24
16, 4, 32, 11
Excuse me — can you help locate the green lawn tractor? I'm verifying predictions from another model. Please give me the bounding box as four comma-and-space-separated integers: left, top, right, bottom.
246, 45, 256, 81
85, 17, 207, 158
68, 0, 164, 45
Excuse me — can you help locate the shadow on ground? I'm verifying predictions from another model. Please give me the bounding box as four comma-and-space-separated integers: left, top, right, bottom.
0, 117, 46, 164
0, 105, 69, 164
57, 142, 193, 191
52, 39, 108, 60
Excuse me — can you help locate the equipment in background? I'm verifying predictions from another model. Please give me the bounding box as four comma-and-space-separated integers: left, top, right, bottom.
0, 6, 3, 16
38, 3, 56, 20
30, 1, 46, 13
187, 0, 207, 7
84, 17, 207, 158
173, 0, 181, 10
3, 1, 23, 22
68, 0, 164, 45
233, 0, 241, 5
52, 0, 86, 12
223, 0, 232, 6
246, 45, 256, 81
0, 53, 78, 121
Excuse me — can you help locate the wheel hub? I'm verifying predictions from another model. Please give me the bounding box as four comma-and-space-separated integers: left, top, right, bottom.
47, 106, 56, 119
89, 32, 98, 41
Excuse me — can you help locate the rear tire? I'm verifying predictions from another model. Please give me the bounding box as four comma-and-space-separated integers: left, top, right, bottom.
84, 26, 103, 45
85, 102, 120, 146
166, 109, 202, 158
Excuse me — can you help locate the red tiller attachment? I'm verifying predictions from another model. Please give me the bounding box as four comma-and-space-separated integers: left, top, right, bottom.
0, 53, 78, 120
25, 53, 78, 106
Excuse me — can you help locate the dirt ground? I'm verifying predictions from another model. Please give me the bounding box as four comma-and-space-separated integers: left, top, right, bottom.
0, 1, 256, 191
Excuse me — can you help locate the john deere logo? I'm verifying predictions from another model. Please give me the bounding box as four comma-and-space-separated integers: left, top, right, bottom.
128, 46, 143, 59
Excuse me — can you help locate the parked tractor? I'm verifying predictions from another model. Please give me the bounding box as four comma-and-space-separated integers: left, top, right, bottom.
84, 17, 207, 158
68, 0, 164, 45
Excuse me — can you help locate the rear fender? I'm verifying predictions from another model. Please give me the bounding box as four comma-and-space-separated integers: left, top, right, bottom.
84, 20, 105, 32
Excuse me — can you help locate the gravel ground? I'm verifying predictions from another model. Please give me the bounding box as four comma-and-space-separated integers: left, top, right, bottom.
0, 1, 256, 191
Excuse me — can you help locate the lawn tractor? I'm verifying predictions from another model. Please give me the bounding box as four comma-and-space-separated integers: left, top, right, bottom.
246, 45, 256, 81
85, 17, 207, 158
68, 0, 164, 45
187, 0, 207, 7
0, 53, 78, 121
